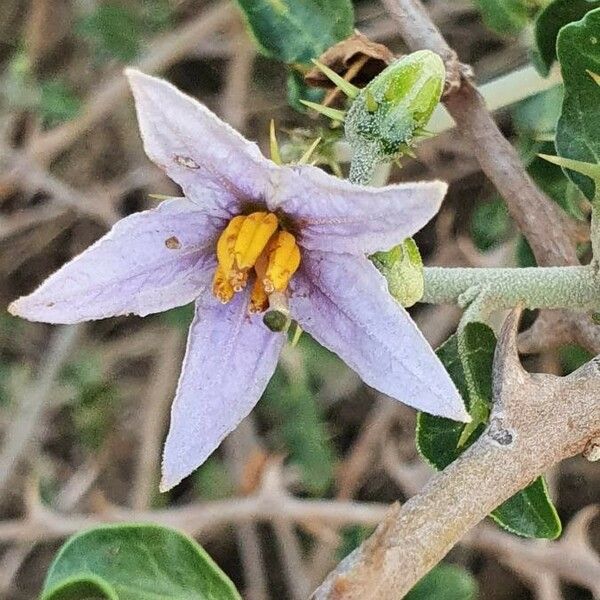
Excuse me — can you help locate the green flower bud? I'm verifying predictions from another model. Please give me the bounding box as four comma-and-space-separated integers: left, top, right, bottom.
371, 238, 424, 308
345, 50, 445, 181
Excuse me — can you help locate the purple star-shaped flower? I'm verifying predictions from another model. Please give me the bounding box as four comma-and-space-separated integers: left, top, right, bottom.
9, 70, 467, 491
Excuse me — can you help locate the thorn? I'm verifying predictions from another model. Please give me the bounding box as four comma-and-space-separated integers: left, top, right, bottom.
269, 119, 283, 165
311, 59, 359, 99
290, 323, 303, 346
539, 153, 600, 182
300, 100, 346, 122
533, 132, 555, 142
586, 69, 600, 86
298, 137, 321, 165
494, 305, 527, 387
414, 127, 436, 139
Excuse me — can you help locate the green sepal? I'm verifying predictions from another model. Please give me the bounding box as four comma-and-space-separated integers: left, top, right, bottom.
300, 99, 346, 122
310, 59, 359, 98
371, 238, 424, 308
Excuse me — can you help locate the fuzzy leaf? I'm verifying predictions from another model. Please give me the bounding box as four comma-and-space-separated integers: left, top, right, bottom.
287, 69, 325, 112
417, 323, 562, 538
534, 0, 600, 75
556, 8, 600, 199
41, 524, 241, 600
234, 0, 354, 64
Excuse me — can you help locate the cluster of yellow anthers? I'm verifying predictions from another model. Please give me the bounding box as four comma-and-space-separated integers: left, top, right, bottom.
212, 212, 301, 314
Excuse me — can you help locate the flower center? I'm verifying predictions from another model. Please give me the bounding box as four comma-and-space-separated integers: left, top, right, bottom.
212, 211, 301, 314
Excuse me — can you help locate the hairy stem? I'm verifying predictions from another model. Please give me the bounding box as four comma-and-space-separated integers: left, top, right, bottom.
422, 264, 600, 312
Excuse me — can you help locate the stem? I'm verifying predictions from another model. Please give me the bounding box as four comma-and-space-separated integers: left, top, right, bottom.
421, 265, 600, 312
348, 144, 380, 185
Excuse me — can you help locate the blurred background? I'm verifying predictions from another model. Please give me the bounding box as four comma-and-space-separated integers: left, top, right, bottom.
0, 1, 598, 598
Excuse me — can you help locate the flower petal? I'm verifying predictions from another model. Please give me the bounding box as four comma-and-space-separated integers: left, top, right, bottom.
9, 199, 221, 324
289, 251, 469, 421
161, 292, 284, 491
272, 165, 447, 255
127, 69, 275, 217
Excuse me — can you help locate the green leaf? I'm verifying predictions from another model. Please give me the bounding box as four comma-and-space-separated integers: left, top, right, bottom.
162, 303, 194, 331
512, 89, 588, 220
528, 143, 588, 219
287, 69, 325, 112
556, 8, 600, 199
534, 0, 600, 75
474, 0, 536, 35
234, 0, 354, 64
516, 235, 537, 266
405, 564, 478, 600
417, 324, 562, 538
491, 477, 562, 538
41, 524, 242, 600
416, 323, 495, 469
61, 354, 117, 451
512, 85, 564, 137
336, 525, 374, 559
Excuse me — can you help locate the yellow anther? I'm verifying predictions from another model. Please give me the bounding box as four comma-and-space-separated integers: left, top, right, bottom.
249, 279, 269, 314
263, 231, 301, 294
212, 213, 301, 307
234, 212, 278, 271
212, 266, 234, 304
216, 214, 245, 276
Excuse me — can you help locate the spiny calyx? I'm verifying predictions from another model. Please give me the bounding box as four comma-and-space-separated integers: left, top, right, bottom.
212, 211, 301, 313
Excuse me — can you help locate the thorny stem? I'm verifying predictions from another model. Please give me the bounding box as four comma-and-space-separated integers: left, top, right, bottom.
312, 310, 600, 599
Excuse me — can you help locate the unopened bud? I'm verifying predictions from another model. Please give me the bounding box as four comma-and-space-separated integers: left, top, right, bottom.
345, 50, 445, 168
